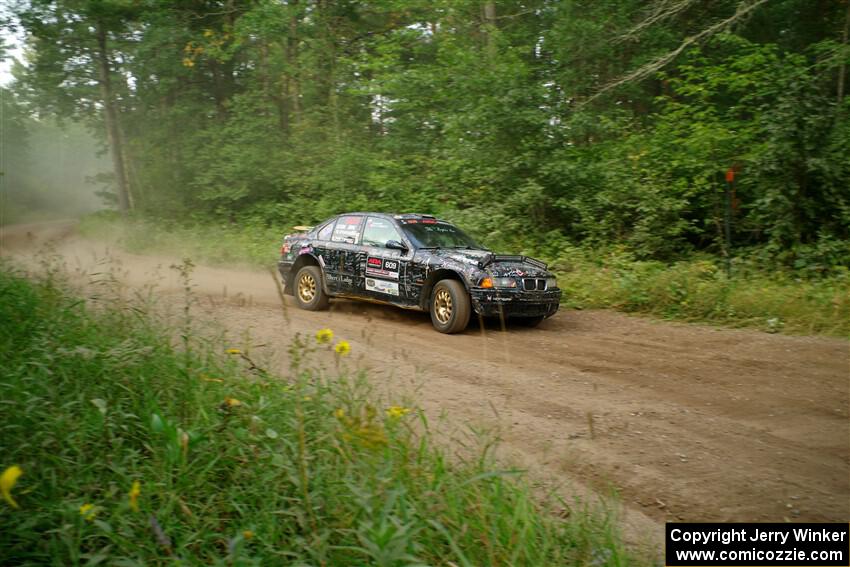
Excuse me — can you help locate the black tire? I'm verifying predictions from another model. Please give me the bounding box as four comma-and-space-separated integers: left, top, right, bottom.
293, 265, 329, 311
429, 279, 471, 334
514, 315, 545, 328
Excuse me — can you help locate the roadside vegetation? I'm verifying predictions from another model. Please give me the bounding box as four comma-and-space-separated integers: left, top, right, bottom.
0, 264, 629, 565
80, 213, 850, 337
555, 251, 849, 337
7, 1, 850, 339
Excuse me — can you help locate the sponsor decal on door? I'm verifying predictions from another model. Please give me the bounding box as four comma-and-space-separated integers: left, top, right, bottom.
366, 257, 400, 280
366, 278, 399, 296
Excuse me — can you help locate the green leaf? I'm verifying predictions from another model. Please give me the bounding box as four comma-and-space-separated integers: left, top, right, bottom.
93, 520, 113, 533
150, 413, 164, 434
90, 398, 107, 415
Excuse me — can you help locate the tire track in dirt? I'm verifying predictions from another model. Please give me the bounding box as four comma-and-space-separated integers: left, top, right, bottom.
3, 221, 848, 556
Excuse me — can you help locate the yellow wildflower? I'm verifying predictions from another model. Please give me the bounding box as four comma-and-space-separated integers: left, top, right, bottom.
226, 348, 242, 355
182, 58, 195, 68
334, 340, 351, 356
203, 29, 214, 38
1, 465, 22, 509
386, 406, 411, 419
242, 530, 254, 540
315, 328, 333, 344
129, 480, 141, 512
334, 408, 346, 419
224, 397, 242, 407
354, 425, 388, 448
79, 503, 97, 521
302, 396, 312, 402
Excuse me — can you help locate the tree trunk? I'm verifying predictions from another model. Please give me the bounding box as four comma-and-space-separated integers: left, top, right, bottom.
290, 10, 302, 119
260, 41, 271, 104
482, 2, 497, 57
281, 0, 301, 133
95, 22, 131, 213
210, 61, 229, 120
118, 123, 138, 209
317, 0, 339, 137
838, 0, 850, 104
482, 2, 496, 24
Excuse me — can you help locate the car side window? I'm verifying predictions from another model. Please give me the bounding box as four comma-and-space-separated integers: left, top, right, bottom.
331, 216, 363, 244
317, 220, 335, 241
363, 216, 402, 248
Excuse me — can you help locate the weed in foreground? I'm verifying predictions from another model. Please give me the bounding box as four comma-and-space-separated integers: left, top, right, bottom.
0, 264, 631, 565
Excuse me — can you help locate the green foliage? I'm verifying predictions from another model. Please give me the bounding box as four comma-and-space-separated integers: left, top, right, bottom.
9, 0, 850, 269
556, 249, 850, 337
0, 265, 629, 565
649, 34, 850, 250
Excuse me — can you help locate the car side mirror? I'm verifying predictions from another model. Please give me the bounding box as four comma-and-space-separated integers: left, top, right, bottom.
386, 240, 408, 252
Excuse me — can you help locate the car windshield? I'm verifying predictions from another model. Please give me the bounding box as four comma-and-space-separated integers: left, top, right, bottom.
400, 220, 482, 249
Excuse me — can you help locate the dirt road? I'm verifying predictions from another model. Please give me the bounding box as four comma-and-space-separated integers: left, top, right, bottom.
3, 221, 848, 553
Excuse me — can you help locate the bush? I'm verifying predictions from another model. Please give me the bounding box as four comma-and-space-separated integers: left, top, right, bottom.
558, 250, 850, 336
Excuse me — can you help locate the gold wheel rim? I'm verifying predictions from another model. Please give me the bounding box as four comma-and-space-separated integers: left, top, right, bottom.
298, 273, 317, 303
434, 288, 453, 324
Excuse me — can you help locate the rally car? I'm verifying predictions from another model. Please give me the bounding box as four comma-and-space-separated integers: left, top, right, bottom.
277, 213, 561, 333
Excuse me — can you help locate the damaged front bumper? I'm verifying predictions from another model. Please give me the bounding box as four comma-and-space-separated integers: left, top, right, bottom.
469, 288, 561, 319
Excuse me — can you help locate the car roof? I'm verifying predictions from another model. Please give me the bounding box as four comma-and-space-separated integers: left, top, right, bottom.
334, 212, 445, 222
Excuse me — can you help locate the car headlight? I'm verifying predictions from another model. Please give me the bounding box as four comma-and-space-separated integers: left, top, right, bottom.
480, 277, 518, 288
545, 277, 557, 289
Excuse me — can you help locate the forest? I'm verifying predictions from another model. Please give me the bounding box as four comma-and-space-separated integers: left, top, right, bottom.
1, 4, 849, 564
4, 0, 850, 270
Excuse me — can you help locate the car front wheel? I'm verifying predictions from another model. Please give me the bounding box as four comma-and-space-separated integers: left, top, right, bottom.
293, 265, 329, 311
429, 279, 470, 334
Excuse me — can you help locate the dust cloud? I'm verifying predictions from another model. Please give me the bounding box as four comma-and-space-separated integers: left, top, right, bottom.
1, 116, 108, 225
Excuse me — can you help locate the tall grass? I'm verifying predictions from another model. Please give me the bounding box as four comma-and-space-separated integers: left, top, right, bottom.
79, 212, 281, 268
0, 264, 628, 565
553, 249, 850, 337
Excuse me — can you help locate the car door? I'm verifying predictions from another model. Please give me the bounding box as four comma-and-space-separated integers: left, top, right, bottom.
321, 215, 365, 295
360, 216, 412, 304
307, 219, 338, 291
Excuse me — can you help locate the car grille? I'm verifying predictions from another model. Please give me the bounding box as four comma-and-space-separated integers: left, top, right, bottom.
523, 278, 547, 291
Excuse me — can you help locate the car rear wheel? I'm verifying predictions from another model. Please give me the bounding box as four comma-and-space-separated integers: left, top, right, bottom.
293, 265, 329, 311
430, 279, 470, 334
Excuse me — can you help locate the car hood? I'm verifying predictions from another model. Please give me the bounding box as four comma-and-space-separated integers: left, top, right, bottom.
424, 248, 552, 278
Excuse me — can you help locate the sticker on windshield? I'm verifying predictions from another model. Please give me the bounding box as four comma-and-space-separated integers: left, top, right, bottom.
366, 278, 399, 296
366, 256, 399, 280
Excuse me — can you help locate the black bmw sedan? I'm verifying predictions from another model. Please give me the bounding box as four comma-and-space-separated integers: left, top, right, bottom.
278, 213, 561, 333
